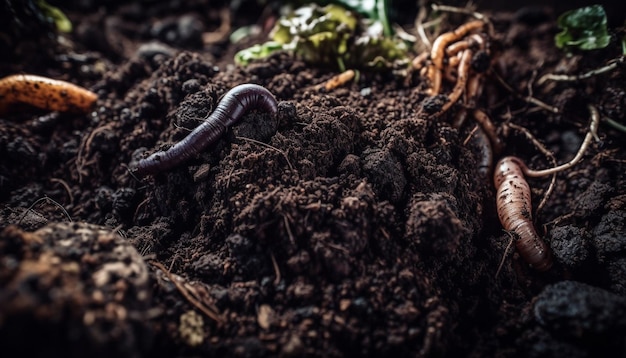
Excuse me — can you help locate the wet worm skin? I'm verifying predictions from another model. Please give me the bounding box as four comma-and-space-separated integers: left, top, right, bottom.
494, 156, 553, 271
0, 74, 97, 114
133, 84, 278, 177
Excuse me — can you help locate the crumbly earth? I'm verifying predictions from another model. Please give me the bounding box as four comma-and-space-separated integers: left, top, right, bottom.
1, 1, 625, 357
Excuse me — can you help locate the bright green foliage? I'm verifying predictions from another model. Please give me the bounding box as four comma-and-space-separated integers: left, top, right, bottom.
37, 0, 72, 33
335, 0, 391, 36
555, 5, 610, 51
235, 3, 409, 71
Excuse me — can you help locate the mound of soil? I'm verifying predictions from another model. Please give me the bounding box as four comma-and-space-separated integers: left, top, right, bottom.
1, 1, 625, 357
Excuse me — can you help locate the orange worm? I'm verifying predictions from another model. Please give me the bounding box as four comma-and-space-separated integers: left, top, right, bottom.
445, 34, 485, 57
430, 20, 484, 70
0, 74, 97, 114
443, 53, 462, 82
472, 109, 502, 154
430, 49, 472, 116
493, 156, 553, 271
324, 69, 356, 91
426, 20, 484, 95
425, 64, 442, 95
411, 52, 429, 71
465, 72, 483, 107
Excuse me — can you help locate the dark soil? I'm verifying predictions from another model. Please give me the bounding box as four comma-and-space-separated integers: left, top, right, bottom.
1, 1, 625, 357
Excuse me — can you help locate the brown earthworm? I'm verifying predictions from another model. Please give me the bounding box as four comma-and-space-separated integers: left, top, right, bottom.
133, 83, 278, 178
0, 74, 97, 114
493, 105, 600, 271
430, 20, 484, 70
425, 20, 484, 95
494, 156, 553, 271
429, 49, 473, 116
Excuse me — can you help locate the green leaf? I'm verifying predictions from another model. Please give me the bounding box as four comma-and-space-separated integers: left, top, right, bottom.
37, 0, 72, 33
555, 5, 610, 51
234, 41, 285, 66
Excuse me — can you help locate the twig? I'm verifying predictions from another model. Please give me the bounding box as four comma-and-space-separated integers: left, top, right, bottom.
270, 252, 281, 286
236, 136, 295, 172
495, 231, 515, 279
524, 105, 600, 177
603, 116, 626, 134
149, 260, 224, 323
430, 3, 494, 37
49, 178, 74, 206
17, 196, 72, 225
492, 71, 559, 113
537, 56, 624, 85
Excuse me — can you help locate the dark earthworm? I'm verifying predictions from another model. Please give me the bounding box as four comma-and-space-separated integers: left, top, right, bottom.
469, 125, 493, 180
0, 74, 97, 114
133, 83, 278, 177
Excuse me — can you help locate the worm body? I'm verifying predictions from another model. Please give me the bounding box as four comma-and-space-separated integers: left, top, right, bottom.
494, 156, 553, 271
0, 74, 97, 114
430, 20, 484, 69
134, 83, 278, 177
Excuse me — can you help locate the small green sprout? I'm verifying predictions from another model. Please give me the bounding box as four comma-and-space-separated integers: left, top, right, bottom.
555, 5, 610, 51
36, 0, 72, 33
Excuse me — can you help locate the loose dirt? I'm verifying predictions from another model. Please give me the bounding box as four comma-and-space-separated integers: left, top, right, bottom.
1, 1, 625, 357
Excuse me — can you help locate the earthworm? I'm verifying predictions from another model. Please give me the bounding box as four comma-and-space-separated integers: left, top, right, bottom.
323, 69, 356, 91
430, 49, 472, 116
430, 20, 484, 70
133, 83, 278, 177
0, 74, 97, 114
445, 33, 485, 57
494, 156, 553, 271
493, 105, 600, 271
425, 20, 484, 95
467, 124, 493, 179
472, 109, 502, 154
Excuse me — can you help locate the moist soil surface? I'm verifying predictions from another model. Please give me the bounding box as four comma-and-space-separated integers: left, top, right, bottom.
1, 1, 626, 357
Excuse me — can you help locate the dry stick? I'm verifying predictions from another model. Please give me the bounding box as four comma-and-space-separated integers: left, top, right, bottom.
492, 71, 559, 114
603, 116, 626, 134
49, 177, 74, 206
17, 196, 73, 225
283, 215, 296, 246
322, 69, 356, 91
415, 4, 432, 50
430, 3, 495, 37
76, 122, 115, 183
537, 56, 624, 85
235, 136, 295, 172
149, 260, 224, 323
202, 7, 231, 44
495, 231, 516, 279
523, 105, 600, 178
270, 252, 281, 286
